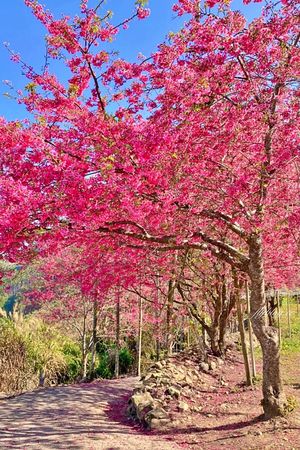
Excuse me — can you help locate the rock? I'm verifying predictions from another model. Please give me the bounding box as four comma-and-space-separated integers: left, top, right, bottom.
209, 361, 217, 371
151, 362, 163, 370
144, 383, 156, 392
185, 374, 194, 385
191, 369, 202, 379
145, 407, 168, 420
200, 362, 210, 372
216, 357, 224, 366
144, 371, 164, 383
178, 401, 190, 412
160, 377, 172, 385
254, 431, 263, 436
173, 371, 186, 382
166, 386, 181, 398
191, 406, 202, 413
148, 418, 171, 430
130, 392, 154, 422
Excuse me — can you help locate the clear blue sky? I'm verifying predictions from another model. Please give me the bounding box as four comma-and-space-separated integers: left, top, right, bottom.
0, 0, 261, 121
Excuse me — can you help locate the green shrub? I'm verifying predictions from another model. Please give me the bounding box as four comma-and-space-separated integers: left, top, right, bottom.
96, 352, 113, 379
95, 346, 134, 379
119, 347, 133, 374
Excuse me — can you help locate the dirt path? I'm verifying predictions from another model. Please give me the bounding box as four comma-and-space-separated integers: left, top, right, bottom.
0, 377, 177, 450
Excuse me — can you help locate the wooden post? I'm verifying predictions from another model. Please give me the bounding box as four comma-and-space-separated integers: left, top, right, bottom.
137, 295, 143, 378
115, 289, 121, 378
246, 280, 256, 379
277, 291, 281, 349
287, 293, 291, 339
236, 291, 252, 386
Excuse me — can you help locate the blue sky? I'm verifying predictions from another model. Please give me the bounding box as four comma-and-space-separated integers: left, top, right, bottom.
0, 0, 262, 121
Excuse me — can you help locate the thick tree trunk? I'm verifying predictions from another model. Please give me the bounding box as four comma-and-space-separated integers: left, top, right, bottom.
209, 281, 232, 356
248, 234, 286, 418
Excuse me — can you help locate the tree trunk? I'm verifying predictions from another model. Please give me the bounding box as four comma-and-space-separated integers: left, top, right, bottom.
248, 234, 286, 418
90, 300, 98, 379
246, 280, 256, 379
115, 291, 120, 378
166, 279, 175, 356
236, 288, 252, 386
81, 313, 88, 379
137, 295, 143, 377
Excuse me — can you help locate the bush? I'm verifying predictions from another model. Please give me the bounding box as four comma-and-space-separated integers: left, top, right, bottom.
61, 341, 82, 382
119, 347, 133, 374
0, 317, 82, 395
96, 352, 113, 379
0, 319, 36, 394
95, 346, 134, 379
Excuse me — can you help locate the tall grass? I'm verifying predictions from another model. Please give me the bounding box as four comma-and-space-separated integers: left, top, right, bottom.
0, 316, 82, 396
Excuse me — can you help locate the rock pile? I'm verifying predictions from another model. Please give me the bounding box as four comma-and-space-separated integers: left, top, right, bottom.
128, 349, 224, 430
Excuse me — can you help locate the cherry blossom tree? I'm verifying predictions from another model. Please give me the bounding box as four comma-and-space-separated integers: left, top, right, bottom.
1, 0, 299, 418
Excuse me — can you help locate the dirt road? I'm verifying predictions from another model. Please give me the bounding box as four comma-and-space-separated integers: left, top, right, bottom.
0, 377, 177, 450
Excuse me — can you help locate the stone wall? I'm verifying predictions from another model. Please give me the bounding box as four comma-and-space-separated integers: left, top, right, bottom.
128, 348, 224, 430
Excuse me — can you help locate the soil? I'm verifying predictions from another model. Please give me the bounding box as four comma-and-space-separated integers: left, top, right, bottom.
0, 377, 177, 449
156, 349, 300, 450
0, 351, 299, 450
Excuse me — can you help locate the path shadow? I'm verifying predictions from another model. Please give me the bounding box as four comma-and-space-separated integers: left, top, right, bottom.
0, 378, 139, 449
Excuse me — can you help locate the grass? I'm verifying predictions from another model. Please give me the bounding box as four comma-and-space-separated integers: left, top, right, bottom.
248, 299, 300, 385
252, 299, 300, 357
279, 301, 300, 356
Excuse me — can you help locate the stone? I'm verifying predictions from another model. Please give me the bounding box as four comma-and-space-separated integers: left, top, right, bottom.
216, 357, 224, 366
183, 374, 194, 386
174, 372, 186, 382
200, 362, 209, 372
178, 401, 190, 412
209, 361, 217, 371
192, 406, 203, 413
130, 392, 154, 422
148, 418, 171, 430
145, 407, 168, 420
151, 362, 163, 370
191, 369, 202, 379
166, 386, 181, 398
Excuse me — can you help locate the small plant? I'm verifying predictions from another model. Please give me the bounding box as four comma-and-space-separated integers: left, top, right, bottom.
119, 347, 134, 374
96, 352, 113, 379
283, 396, 298, 415
252, 374, 262, 385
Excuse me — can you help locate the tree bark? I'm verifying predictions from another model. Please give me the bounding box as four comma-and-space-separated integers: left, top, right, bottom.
81, 312, 88, 379
246, 280, 256, 379
137, 295, 143, 377
90, 300, 98, 379
248, 234, 286, 418
166, 279, 175, 356
236, 286, 252, 386
115, 290, 120, 378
